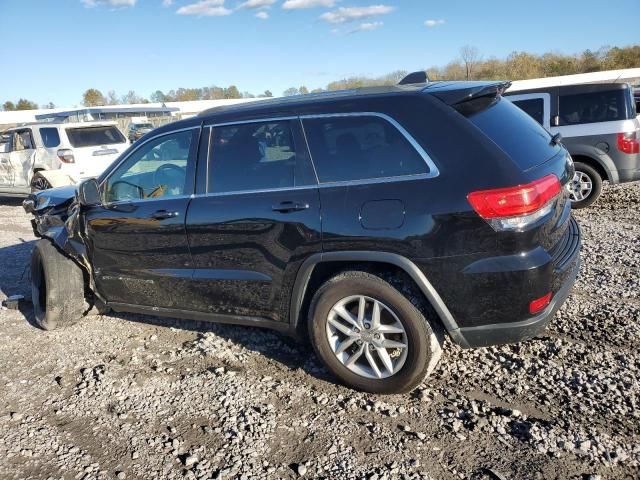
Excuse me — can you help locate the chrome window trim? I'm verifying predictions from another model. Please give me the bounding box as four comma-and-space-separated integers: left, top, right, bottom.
99, 126, 200, 206
299, 111, 440, 180
207, 116, 298, 128
195, 185, 318, 199
103, 194, 194, 208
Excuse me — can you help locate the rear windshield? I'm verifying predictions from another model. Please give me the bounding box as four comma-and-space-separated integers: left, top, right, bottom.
559, 88, 634, 125
66, 126, 126, 148
466, 97, 562, 170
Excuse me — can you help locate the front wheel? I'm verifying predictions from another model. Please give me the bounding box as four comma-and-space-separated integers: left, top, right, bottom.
567, 162, 602, 209
31, 240, 86, 330
307, 271, 442, 394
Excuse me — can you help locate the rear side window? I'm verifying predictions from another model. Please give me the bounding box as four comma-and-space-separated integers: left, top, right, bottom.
468, 97, 561, 170
208, 120, 316, 193
66, 126, 126, 148
302, 115, 428, 183
39, 128, 60, 148
559, 89, 631, 125
512, 99, 544, 125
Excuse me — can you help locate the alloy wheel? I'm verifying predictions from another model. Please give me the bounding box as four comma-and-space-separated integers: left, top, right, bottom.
325, 295, 408, 379
567, 171, 593, 202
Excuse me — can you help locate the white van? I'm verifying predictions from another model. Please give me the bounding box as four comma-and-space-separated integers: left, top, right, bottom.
0, 122, 129, 195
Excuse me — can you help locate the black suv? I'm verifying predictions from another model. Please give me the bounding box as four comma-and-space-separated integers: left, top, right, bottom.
24, 79, 581, 393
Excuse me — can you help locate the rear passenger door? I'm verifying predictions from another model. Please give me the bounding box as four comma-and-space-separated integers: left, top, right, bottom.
185, 118, 321, 322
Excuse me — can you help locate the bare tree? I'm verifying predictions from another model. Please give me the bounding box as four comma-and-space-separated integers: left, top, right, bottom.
460, 45, 481, 80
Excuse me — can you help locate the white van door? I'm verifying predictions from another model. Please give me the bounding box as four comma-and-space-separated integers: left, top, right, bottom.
507, 93, 552, 131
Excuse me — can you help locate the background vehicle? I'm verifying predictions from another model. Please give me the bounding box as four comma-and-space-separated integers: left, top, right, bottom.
25, 79, 581, 393
0, 121, 128, 195
506, 83, 640, 208
127, 121, 154, 143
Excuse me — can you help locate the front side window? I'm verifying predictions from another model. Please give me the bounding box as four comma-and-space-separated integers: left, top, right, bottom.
40, 128, 61, 148
66, 125, 126, 148
559, 89, 630, 125
104, 130, 193, 203
302, 115, 428, 183
512, 98, 545, 126
208, 120, 316, 193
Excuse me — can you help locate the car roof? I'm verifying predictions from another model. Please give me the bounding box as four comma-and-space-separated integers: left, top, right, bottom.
4, 121, 119, 131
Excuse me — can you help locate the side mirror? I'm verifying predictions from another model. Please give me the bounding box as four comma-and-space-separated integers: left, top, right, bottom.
78, 178, 101, 207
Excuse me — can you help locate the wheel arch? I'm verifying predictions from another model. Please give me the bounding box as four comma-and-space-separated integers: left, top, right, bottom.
290, 251, 468, 346
567, 147, 617, 183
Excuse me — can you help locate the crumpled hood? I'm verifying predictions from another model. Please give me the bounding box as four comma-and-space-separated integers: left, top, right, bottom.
28, 184, 78, 213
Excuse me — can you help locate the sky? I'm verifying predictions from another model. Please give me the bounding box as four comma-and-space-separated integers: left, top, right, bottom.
0, 0, 637, 107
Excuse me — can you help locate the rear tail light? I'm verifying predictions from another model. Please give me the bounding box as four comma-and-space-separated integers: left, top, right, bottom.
529, 292, 552, 314
467, 174, 561, 231
57, 149, 75, 163
617, 132, 639, 154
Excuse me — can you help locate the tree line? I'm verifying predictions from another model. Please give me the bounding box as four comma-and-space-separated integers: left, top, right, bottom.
2, 45, 638, 111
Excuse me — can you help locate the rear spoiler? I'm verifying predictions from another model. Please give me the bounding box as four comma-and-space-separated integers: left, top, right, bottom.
425, 81, 512, 106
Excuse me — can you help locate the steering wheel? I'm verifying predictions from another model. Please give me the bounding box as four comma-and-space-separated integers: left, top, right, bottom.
109, 180, 144, 201
152, 163, 185, 195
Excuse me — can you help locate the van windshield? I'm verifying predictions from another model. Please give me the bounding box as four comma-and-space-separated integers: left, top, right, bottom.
66, 126, 126, 148
466, 97, 562, 170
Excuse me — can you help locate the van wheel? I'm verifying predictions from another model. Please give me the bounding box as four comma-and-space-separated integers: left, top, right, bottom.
31, 240, 86, 330
568, 162, 602, 209
30, 172, 52, 193
307, 271, 442, 394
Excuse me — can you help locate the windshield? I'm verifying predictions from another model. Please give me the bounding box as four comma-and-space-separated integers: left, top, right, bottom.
66, 126, 126, 148
135, 123, 153, 129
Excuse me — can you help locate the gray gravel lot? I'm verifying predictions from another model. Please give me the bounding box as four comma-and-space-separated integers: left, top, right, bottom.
0, 184, 639, 480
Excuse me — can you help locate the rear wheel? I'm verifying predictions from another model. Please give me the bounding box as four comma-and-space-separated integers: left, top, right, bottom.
31, 240, 86, 330
30, 171, 52, 193
568, 162, 602, 209
308, 271, 442, 394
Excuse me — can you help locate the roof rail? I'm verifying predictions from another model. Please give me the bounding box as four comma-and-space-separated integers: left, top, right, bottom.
399, 71, 429, 85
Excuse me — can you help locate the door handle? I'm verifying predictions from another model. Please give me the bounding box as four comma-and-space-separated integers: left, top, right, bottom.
271, 201, 310, 213
151, 210, 179, 220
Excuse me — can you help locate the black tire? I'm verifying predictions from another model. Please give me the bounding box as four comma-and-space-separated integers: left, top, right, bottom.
569, 162, 602, 209
307, 271, 442, 394
30, 172, 52, 193
31, 240, 86, 330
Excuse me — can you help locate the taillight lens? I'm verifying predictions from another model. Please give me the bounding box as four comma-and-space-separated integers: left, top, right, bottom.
617, 132, 639, 154
57, 149, 75, 163
468, 174, 561, 231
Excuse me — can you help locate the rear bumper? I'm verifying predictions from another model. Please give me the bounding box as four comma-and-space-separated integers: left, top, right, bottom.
449, 217, 582, 348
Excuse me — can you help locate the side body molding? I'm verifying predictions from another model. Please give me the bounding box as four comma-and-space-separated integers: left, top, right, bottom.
289, 251, 469, 347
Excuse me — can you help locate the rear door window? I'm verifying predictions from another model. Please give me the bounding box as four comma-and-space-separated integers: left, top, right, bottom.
66, 126, 126, 148
208, 120, 316, 193
512, 99, 545, 125
40, 128, 61, 148
467, 97, 562, 170
302, 115, 428, 183
559, 89, 632, 125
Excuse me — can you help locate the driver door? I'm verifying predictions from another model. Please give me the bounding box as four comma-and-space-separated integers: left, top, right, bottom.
83, 128, 200, 310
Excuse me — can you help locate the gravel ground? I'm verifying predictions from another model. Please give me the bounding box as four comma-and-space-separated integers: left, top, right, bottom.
0, 184, 639, 480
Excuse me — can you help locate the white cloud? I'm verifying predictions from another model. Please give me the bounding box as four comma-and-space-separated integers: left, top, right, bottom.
349, 21, 383, 33
239, 0, 275, 8
255, 10, 269, 18
81, 0, 136, 7
424, 19, 445, 27
177, 0, 232, 16
282, 0, 336, 10
162, 0, 173, 6
320, 5, 394, 24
